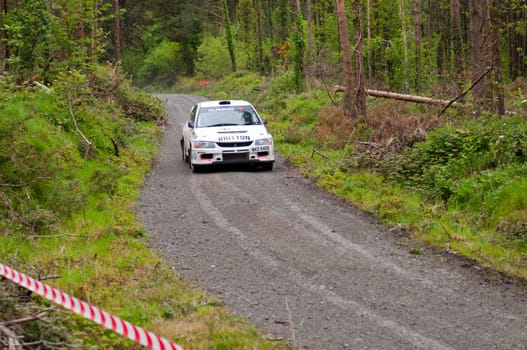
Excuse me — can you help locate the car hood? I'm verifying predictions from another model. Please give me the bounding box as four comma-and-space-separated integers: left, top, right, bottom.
193, 125, 271, 142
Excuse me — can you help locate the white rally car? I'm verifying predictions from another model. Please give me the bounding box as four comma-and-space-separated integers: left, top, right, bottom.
181, 100, 275, 171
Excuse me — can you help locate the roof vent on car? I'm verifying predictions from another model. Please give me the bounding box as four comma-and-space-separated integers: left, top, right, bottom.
218, 100, 231, 105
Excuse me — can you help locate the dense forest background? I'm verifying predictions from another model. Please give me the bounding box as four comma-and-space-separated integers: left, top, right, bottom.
2, 0, 527, 114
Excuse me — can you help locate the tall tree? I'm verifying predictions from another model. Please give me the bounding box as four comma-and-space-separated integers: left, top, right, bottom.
255, 0, 265, 72
504, 0, 527, 79
292, 0, 305, 92
237, 0, 256, 69
353, 0, 366, 115
113, 0, 121, 62
469, 0, 504, 115
336, 0, 356, 118
413, 0, 422, 93
451, 0, 463, 91
275, 0, 291, 45
222, 0, 236, 72
307, 0, 313, 60
366, 0, 372, 79
0, 0, 7, 73
399, 0, 409, 92
488, 0, 504, 115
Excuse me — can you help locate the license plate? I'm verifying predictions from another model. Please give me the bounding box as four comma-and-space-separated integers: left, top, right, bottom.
252, 146, 269, 152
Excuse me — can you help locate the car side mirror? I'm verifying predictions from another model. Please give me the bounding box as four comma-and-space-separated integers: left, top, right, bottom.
261, 118, 267, 125
187, 120, 194, 128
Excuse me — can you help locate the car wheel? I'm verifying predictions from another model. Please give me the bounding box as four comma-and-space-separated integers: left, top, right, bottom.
188, 146, 193, 170
261, 162, 274, 171
180, 138, 186, 161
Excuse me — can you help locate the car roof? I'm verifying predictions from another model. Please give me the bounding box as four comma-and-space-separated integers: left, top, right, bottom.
197, 100, 253, 108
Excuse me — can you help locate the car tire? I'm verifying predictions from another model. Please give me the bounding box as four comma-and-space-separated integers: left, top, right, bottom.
180, 138, 186, 161
261, 162, 274, 171
188, 146, 193, 170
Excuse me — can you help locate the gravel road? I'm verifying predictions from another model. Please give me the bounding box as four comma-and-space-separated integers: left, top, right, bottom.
138, 94, 527, 350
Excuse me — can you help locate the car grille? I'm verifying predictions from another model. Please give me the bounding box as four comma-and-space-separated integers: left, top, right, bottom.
217, 141, 253, 148
223, 153, 249, 161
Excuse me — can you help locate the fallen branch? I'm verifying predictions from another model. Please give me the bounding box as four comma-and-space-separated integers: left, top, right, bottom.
0, 324, 23, 350
67, 91, 94, 157
311, 147, 329, 159
29, 233, 85, 239
356, 141, 381, 149
32, 81, 51, 93
0, 191, 30, 228
21, 340, 68, 348
437, 67, 493, 117
1, 311, 51, 326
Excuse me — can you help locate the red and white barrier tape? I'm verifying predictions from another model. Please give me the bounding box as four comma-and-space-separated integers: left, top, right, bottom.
0, 263, 187, 350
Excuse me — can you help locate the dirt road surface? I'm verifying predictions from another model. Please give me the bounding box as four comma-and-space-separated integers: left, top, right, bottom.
138, 94, 527, 349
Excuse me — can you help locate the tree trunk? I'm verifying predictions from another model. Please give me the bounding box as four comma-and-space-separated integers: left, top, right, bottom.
76, 4, 85, 42
506, 0, 527, 79
336, 0, 356, 118
469, 0, 489, 113
353, 0, 366, 116
93, 1, 99, 61
255, 0, 265, 73
399, 0, 409, 92
469, 0, 503, 115
222, 0, 236, 72
332, 85, 451, 106
451, 0, 463, 91
489, 0, 504, 115
0, 0, 6, 73
113, 0, 121, 63
307, 0, 313, 60
413, 0, 422, 93
366, 0, 372, 79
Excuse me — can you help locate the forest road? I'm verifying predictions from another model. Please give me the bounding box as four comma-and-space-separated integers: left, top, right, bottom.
138, 94, 527, 350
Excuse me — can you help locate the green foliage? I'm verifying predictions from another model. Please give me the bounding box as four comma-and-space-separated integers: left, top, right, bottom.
394, 114, 527, 201
195, 35, 234, 79
0, 92, 84, 233
137, 41, 186, 88
4, 0, 52, 79
272, 0, 292, 44
309, 8, 339, 63
236, 0, 261, 71
222, 0, 237, 73
0, 65, 166, 235
3, 0, 109, 84
292, 14, 306, 93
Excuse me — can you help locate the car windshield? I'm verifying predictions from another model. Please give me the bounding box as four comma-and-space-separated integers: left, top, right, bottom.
196, 105, 261, 128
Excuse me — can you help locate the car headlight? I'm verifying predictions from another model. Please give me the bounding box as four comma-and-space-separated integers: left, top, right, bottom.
193, 141, 216, 148
254, 138, 273, 146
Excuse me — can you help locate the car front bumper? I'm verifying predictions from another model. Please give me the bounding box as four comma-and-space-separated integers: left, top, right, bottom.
191, 147, 275, 166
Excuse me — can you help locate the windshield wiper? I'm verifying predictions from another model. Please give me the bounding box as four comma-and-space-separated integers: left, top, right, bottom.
207, 123, 239, 127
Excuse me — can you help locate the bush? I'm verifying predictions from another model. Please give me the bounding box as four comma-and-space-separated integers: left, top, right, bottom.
136, 41, 185, 88
0, 92, 84, 233
394, 114, 527, 202
195, 35, 233, 80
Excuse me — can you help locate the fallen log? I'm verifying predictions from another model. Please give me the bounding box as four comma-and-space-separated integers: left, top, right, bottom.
332, 85, 450, 106
366, 89, 450, 106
